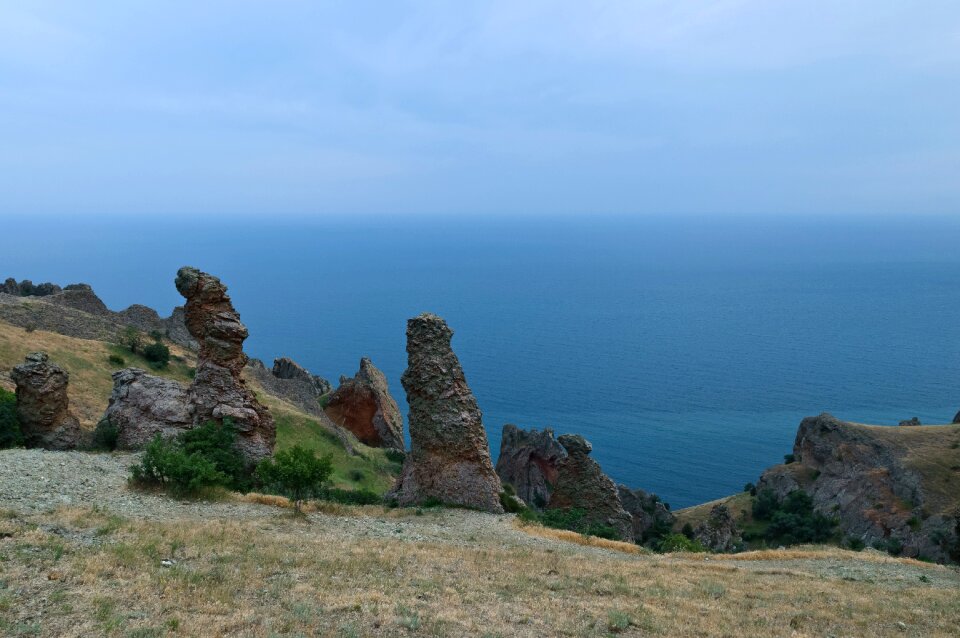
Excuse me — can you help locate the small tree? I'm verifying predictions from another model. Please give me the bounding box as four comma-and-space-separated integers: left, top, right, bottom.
143, 341, 171, 369
256, 446, 333, 513
0, 388, 23, 449
120, 326, 143, 354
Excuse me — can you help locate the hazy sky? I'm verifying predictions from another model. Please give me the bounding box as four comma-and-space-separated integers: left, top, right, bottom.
1, 1, 958, 217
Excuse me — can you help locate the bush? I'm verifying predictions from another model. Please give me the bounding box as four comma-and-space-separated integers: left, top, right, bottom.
143, 341, 170, 369
538, 507, 621, 540
783, 454, 796, 464
845, 537, 865, 551
318, 487, 382, 506
0, 388, 23, 449
25, 324, 36, 333
753, 489, 835, 546
681, 522, 695, 539
131, 435, 230, 496
178, 420, 251, 491
499, 491, 526, 514
108, 354, 126, 366
120, 326, 142, 354
657, 533, 706, 553
256, 446, 333, 512
90, 417, 119, 451
385, 449, 406, 465
744, 482, 757, 496
129, 420, 250, 496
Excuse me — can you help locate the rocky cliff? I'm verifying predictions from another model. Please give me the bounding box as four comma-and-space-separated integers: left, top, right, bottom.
10, 352, 81, 450
758, 413, 960, 562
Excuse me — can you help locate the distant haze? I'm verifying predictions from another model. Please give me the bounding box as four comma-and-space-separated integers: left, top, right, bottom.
1, 1, 959, 217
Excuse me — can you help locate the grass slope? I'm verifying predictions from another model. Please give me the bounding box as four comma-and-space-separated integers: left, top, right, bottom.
0, 319, 398, 493
1, 504, 958, 637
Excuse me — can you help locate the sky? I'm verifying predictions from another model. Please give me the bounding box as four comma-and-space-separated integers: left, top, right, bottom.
0, 1, 959, 217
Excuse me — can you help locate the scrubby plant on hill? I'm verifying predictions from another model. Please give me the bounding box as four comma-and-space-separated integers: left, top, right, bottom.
750, 489, 835, 546
256, 445, 333, 513
0, 387, 23, 449
130, 420, 251, 496
90, 417, 119, 451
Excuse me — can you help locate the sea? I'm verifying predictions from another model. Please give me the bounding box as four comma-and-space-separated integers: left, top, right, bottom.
3, 214, 959, 509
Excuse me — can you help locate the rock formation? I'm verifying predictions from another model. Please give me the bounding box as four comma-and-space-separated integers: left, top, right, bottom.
102, 369, 192, 449
953, 410, 960, 425
387, 313, 503, 512
546, 434, 633, 541
618, 485, 675, 543
693, 504, 741, 552
758, 413, 958, 562
899, 417, 921, 427
496, 424, 566, 510
175, 266, 275, 463
273, 357, 333, 396
1, 279, 62, 297
324, 357, 403, 450
9, 352, 81, 449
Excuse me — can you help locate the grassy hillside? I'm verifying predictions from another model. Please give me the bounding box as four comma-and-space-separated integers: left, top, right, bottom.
0, 319, 399, 493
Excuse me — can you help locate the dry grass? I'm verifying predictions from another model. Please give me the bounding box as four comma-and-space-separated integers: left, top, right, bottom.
0, 320, 195, 428
514, 520, 650, 556
2, 505, 958, 637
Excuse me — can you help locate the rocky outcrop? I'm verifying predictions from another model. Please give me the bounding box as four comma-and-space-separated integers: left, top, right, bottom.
693, 504, 741, 552
324, 358, 403, 450
899, 417, 921, 427
9, 353, 81, 450
387, 313, 503, 512
952, 410, 960, 425
618, 485, 675, 543
48, 285, 111, 316
495, 424, 566, 510
758, 413, 957, 562
175, 266, 275, 463
273, 357, 333, 396
163, 306, 197, 350
245, 357, 332, 418
102, 369, 192, 449
546, 434, 633, 541
1, 279, 62, 297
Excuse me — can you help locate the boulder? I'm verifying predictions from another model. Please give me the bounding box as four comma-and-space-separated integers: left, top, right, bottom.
495, 424, 566, 510
103, 369, 192, 449
175, 266, 275, 463
9, 352, 81, 449
324, 357, 403, 450
547, 434, 633, 541
898, 417, 921, 427
618, 485, 675, 543
387, 313, 503, 512
693, 503, 741, 552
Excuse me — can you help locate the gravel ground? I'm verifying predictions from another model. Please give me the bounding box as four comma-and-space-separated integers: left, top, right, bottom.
2, 448, 959, 591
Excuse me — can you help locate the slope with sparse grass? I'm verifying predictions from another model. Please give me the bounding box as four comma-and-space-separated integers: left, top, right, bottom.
0, 318, 399, 493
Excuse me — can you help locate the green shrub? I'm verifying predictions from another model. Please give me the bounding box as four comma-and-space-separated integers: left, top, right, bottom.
783, 454, 796, 464
318, 393, 332, 409
129, 420, 250, 496
499, 491, 526, 514
90, 417, 119, 451
657, 533, 706, 553
385, 449, 405, 465
0, 388, 23, 449
142, 341, 170, 369
348, 469, 365, 482
753, 489, 835, 546
107, 354, 126, 366
743, 482, 756, 495
681, 522, 695, 539
538, 507, 620, 540
845, 537, 865, 551
120, 326, 142, 354
130, 436, 230, 496
318, 487, 382, 506
256, 445, 333, 512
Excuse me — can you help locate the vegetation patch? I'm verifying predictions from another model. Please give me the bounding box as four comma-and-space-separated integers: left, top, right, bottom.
0, 387, 22, 449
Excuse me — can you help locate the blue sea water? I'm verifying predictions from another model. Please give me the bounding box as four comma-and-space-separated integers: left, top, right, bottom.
3, 214, 960, 508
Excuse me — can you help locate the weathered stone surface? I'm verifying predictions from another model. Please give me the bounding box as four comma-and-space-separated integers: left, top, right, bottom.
758, 413, 956, 562
9, 352, 81, 450
899, 417, 921, 427
387, 313, 502, 512
175, 267, 275, 463
324, 357, 403, 450
163, 305, 197, 350
1, 278, 20, 295
116, 304, 164, 333
693, 503, 741, 552
547, 434, 633, 541
273, 357, 333, 396
48, 285, 110, 316
495, 424, 566, 510
103, 369, 192, 449
618, 485, 675, 543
